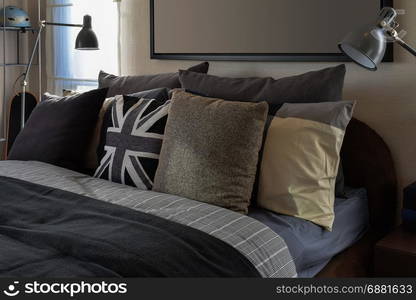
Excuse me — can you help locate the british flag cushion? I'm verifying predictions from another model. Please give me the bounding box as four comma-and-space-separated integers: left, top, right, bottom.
94, 95, 170, 190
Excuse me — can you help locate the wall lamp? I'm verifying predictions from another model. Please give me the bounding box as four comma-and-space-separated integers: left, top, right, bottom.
339, 7, 416, 71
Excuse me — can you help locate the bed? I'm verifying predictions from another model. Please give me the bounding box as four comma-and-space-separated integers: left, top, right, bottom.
0, 118, 398, 278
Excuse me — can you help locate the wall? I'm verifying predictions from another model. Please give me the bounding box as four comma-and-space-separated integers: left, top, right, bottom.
119, 0, 416, 204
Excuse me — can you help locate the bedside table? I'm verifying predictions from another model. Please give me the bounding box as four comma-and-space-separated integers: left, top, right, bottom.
374, 226, 416, 277
403, 182, 416, 231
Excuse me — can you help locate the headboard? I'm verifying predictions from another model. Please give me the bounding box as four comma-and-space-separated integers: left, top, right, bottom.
341, 118, 398, 239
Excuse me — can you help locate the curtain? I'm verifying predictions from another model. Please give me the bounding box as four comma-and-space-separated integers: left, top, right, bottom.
45, 0, 119, 95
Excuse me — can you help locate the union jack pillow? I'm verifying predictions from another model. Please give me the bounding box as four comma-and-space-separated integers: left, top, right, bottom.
94, 95, 170, 190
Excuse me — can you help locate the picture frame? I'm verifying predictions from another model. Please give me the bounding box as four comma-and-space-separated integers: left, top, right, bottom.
150, 0, 394, 62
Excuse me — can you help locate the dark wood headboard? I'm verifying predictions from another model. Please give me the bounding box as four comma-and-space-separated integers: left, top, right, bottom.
341, 118, 398, 239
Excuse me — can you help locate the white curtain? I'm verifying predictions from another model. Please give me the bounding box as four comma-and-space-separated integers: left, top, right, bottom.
45, 0, 119, 95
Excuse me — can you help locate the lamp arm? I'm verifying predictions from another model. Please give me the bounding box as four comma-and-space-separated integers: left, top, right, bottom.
22, 24, 44, 87
22, 20, 83, 85
20, 24, 44, 130
378, 8, 416, 58
43, 22, 83, 28
395, 38, 416, 57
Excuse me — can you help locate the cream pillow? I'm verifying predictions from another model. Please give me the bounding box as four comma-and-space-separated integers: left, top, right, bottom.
257, 101, 355, 231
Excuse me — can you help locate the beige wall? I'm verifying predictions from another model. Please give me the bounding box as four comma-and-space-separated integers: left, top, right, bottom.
120, 0, 416, 201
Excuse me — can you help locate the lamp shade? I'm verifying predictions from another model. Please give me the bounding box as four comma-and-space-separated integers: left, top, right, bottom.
75, 15, 99, 50
338, 25, 387, 71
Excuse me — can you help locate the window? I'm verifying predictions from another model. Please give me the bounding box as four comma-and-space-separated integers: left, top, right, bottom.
46, 0, 119, 94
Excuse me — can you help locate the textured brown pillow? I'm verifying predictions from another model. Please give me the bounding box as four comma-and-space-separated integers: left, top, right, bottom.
100, 62, 209, 97
153, 90, 268, 214
84, 97, 115, 171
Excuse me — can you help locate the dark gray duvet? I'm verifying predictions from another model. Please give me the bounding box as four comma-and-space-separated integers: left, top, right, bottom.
0, 161, 297, 278
0, 176, 259, 277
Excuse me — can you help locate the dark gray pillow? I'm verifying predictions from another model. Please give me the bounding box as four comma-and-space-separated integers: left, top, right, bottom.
8, 88, 108, 173
153, 90, 268, 214
100, 62, 209, 97
179, 64, 346, 115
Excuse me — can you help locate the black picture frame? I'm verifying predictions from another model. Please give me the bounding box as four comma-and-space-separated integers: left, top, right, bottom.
150, 0, 393, 62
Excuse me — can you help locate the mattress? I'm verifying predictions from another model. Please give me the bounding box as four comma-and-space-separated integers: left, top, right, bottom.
249, 188, 369, 277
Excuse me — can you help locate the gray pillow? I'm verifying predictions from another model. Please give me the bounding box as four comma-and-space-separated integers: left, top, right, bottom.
179, 64, 346, 115
100, 62, 209, 97
153, 90, 268, 214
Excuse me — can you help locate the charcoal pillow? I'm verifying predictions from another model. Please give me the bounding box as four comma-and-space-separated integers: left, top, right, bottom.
94, 95, 170, 190
153, 90, 268, 214
8, 88, 108, 172
179, 64, 346, 115
96, 87, 171, 160
100, 62, 209, 97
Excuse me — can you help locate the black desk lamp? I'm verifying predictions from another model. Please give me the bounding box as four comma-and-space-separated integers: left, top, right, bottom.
20, 15, 99, 129
338, 7, 416, 71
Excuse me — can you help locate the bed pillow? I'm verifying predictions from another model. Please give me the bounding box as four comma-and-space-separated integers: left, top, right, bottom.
179, 64, 346, 115
100, 62, 209, 97
257, 101, 355, 231
85, 97, 115, 172
96, 87, 171, 162
94, 95, 170, 190
8, 88, 108, 172
180, 65, 347, 198
153, 90, 268, 214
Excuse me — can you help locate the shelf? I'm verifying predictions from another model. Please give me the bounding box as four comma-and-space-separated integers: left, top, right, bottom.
1, 64, 28, 67
2, 0, 42, 148
0, 63, 39, 67
0, 26, 38, 32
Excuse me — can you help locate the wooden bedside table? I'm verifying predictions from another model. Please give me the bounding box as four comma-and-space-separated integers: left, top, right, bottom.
374, 226, 416, 277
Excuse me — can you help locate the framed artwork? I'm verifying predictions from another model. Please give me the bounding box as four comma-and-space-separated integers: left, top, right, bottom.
150, 0, 393, 62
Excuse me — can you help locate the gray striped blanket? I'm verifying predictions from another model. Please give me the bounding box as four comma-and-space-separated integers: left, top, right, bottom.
0, 161, 297, 278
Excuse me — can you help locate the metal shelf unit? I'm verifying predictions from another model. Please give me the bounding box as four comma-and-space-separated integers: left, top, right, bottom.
1, 26, 38, 31
1, 0, 42, 149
